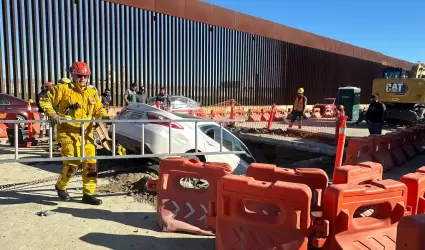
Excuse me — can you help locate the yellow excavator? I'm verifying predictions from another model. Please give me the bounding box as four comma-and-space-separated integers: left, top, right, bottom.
372, 61, 425, 125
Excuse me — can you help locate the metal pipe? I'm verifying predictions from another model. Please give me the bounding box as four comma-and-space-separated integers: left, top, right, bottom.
141, 123, 145, 155
14, 123, 18, 159
0, 151, 247, 164
112, 123, 116, 156
49, 123, 53, 158
194, 121, 198, 152
220, 122, 223, 152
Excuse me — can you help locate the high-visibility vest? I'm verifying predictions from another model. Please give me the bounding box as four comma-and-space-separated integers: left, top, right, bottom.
294, 96, 305, 112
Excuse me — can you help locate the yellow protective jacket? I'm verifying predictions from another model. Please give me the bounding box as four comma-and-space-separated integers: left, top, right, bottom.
39, 82, 109, 144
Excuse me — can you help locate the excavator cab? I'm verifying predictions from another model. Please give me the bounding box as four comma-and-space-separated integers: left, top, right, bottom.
411, 61, 425, 78
382, 67, 409, 79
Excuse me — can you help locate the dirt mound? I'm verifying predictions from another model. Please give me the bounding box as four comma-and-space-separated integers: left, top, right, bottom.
98, 172, 158, 206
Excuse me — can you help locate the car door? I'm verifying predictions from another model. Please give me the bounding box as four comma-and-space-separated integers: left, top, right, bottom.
199, 124, 241, 166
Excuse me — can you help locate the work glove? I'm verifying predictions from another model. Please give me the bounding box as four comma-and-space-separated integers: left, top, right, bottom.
49, 114, 62, 126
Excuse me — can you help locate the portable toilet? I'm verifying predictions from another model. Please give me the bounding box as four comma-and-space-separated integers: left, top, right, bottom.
337, 87, 361, 121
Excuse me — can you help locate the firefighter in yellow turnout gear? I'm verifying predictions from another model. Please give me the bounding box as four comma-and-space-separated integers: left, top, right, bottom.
39, 61, 110, 205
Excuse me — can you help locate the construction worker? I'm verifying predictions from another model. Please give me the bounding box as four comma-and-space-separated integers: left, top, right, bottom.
289, 88, 307, 129
39, 61, 110, 205
366, 95, 386, 135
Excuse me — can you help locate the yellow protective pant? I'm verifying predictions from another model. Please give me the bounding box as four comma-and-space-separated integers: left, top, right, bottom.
55, 131, 98, 196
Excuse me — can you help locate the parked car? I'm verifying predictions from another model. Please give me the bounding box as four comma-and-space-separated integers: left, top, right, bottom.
313, 97, 337, 112
0, 93, 39, 128
109, 103, 255, 174
147, 95, 202, 112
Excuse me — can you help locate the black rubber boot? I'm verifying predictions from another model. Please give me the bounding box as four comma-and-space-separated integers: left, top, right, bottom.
82, 194, 103, 205
55, 185, 71, 201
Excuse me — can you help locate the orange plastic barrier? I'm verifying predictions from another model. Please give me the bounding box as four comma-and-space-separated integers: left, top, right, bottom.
332, 161, 383, 185
384, 133, 407, 166
146, 158, 232, 236
303, 108, 311, 119
369, 135, 395, 170
260, 108, 271, 121
188, 109, 206, 118
214, 175, 312, 250
246, 163, 328, 211
273, 109, 287, 121
210, 109, 226, 120
312, 180, 410, 249
323, 108, 333, 118
311, 108, 321, 118
233, 109, 244, 120
407, 127, 424, 155
396, 214, 425, 250
400, 171, 425, 215
393, 131, 417, 160
343, 137, 373, 165
247, 109, 262, 122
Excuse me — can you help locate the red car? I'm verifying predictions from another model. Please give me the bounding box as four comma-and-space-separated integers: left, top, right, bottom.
0, 93, 39, 128
313, 98, 337, 113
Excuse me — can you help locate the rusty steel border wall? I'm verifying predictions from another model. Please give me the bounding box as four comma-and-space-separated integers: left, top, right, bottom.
0, 0, 413, 106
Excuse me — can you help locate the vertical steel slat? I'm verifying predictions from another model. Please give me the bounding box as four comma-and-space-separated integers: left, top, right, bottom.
65, 0, 71, 73
219, 27, 224, 103
83, 0, 89, 63
17, 0, 26, 99
136, 9, 140, 86
133, 8, 137, 86
88, 0, 94, 86
31, 0, 40, 93
70, 0, 76, 63
189, 21, 194, 99
103, 2, 108, 92
237, 32, 242, 104
253, 35, 258, 105
10, 0, 18, 96
39, 0, 46, 85
206, 25, 210, 105
195, 22, 200, 101
51, 0, 58, 84
213, 27, 218, 104
159, 14, 163, 91
94, 0, 100, 91
114, 4, 119, 105
181, 18, 185, 96
240, 32, 245, 104
165, 15, 170, 94
45, 0, 52, 83
24, 0, 33, 99
129, 7, 133, 86
208, 26, 213, 105
260, 36, 265, 104
0, 1, 3, 93
202, 23, 206, 104
124, 6, 129, 88
175, 18, 180, 97
169, 16, 174, 95
59, 0, 65, 79
225, 29, 230, 102
76, 0, 82, 60
141, 10, 146, 89
270, 38, 275, 104
157, 13, 161, 92
120, 6, 125, 96
152, 12, 157, 94
147, 11, 152, 95
101, 1, 107, 92
249, 35, 254, 105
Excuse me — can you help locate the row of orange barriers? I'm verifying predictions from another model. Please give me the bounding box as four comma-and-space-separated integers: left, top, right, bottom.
146, 158, 425, 249
344, 125, 425, 171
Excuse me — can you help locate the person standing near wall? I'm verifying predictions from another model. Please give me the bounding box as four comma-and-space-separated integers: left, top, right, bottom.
366, 95, 386, 135
124, 83, 138, 105
289, 88, 307, 129
136, 86, 148, 104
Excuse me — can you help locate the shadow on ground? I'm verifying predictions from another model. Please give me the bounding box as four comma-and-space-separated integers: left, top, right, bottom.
80, 232, 214, 250
52, 207, 160, 231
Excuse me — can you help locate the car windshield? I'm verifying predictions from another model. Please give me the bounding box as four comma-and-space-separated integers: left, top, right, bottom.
323, 99, 334, 104
200, 124, 255, 164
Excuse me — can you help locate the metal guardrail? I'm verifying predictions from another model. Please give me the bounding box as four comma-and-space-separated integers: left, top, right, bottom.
0, 118, 246, 164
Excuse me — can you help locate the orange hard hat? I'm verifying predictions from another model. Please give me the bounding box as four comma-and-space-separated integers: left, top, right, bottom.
44, 81, 53, 87
70, 61, 91, 76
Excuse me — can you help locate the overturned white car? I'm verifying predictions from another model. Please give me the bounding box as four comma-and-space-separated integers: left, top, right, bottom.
109, 103, 255, 174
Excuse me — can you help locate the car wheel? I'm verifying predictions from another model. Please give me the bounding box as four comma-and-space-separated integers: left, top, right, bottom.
16, 115, 26, 129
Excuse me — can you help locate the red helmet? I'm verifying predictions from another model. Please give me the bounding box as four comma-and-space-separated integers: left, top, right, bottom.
70, 61, 91, 76
44, 82, 53, 87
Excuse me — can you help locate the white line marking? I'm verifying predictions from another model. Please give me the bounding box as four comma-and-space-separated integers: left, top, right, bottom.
199, 204, 208, 221
171, 200, 180, 217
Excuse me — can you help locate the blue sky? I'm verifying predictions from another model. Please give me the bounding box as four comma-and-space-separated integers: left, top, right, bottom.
203, 0, 423, 63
